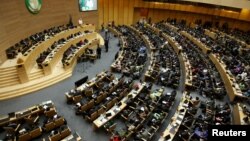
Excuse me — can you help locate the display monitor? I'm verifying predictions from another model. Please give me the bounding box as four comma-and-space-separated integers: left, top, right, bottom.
79, 0, 97, 11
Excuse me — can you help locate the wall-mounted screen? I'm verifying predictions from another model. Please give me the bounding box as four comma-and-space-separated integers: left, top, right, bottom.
79, 0, 97, 11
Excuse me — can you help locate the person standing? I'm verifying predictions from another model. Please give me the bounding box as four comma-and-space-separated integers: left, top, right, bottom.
105, 38, 109, 52
97, 44, 101, 59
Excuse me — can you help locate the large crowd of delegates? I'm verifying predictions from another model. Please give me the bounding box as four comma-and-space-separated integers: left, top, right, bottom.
156, 22, 226, 99
112, 25, 147, 79
135, 23, 180, 88
217, 28, 250, 45
182, 24, 250, 98
174, 94, 232, 141
6, 24, 75, 59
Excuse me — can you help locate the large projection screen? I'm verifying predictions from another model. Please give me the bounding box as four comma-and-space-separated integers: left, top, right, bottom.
79, 0, 98, 11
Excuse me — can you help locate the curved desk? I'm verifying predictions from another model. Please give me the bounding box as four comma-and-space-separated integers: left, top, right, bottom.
110, 36, 127, 72
178, 29, 245, 102
93, 83, 146, 129
181, 31, 211, 54
212, 28, 250, 49
233, 103, 250, 125
159, 92, 190, 141
42, 32, 98, 75
17, 25, 95, 83
161, 33, 192, 88
108, 27, 122, 37
63, 38, 100, 70
148, 24, 192, 88
209, 54, 247, 102
164, 23, 179, 32
204, 29, 217, 40
128, 26, 155, 50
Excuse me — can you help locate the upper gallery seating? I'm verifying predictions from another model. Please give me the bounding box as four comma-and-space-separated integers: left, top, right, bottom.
6, 25, 74, 59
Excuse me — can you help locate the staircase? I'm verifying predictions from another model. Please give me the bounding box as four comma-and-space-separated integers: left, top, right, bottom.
28, 69, 45, 81
0, 67, 20, 88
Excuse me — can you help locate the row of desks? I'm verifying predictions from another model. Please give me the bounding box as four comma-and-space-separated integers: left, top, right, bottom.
177, 26, 247, 102
233, 103, 249, 125
204, 29, 217, 40
212, 28, 250, 49
159, 92, 190, 141
181, 31, 211, 54
110, 34, 126, 71
65, 71, 108, 101
164, 23, 179, 32
209, 54, 246, 102
42, 32, 98, 75
63, 38, 100, 70
0, 100, 54, 126
93, 83, 146, 129
18, 25, 95, 76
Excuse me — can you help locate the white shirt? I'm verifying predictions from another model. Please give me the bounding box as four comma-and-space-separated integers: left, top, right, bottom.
78, 19, 83, 25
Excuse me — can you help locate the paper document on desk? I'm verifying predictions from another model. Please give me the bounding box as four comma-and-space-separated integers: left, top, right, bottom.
100, 117, 107, 122
183, 103, 188, 108
178, 114, 184, 119
176, 119, 181, 125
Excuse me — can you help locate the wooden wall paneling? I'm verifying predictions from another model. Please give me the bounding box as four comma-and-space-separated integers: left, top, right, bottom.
202, 7, 209, 15
128, 0, 135, 25
0, 22, 8, 64
233, 12, 240, 19
154, 9, 161, 22
0, 0, 98, 64
209, 8, 216, 15
133, 8, 141, 24
179, 4, 186, 11
195, 7, 202, 14
175, 4, 180, 11
239, 9, 249, 20
168, 10, 175, 19
156, 9, 162, 21
113, 0, 119, 26
134, 0, 140, 7
158, 9, 164, 21
185, 5, 191, 12
220, 10, 227, 17
123, 0, 129, 25
170, 4, 175, 11
103, 0, 109, 26
98, 0, 104, 29
108, 0, 114, 23
164, 3, 170, 10
138, 0, 144, 7
142, 1, 149, 8
225, 11, 232, 18
118, 0, 124, 25
154, 9, 158, 22
148, 9, 154, 22
159, 2, 165, 9
149, 2, 155, 9
214, 9, 221, 16
247, 11, 250, 21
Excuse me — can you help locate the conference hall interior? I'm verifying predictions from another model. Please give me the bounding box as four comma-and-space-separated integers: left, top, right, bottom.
0, 0, 250, 141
